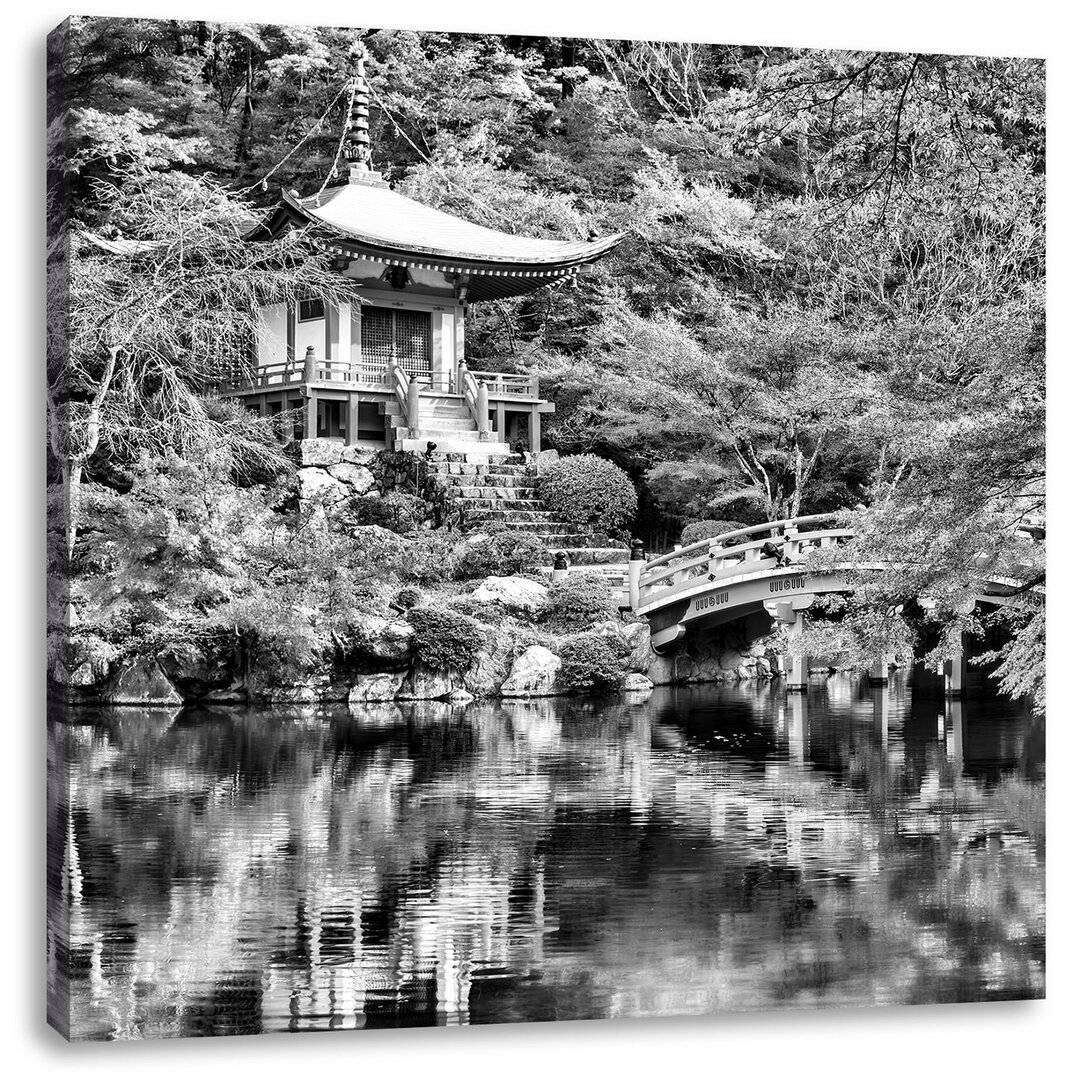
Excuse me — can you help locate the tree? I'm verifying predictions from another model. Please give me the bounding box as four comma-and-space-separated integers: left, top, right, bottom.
805, 306, 1045, 708
48, 167, 355, 559
558, 300, 882, 524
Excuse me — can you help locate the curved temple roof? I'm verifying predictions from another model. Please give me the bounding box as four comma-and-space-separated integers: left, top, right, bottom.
253, 180, 623, 302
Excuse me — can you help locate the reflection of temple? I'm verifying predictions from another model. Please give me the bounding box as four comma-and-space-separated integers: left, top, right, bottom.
229, 49, 620, 454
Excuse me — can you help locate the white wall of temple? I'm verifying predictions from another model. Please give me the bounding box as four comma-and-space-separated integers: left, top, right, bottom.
254, 289, 466, 391
256, 303, 288, 366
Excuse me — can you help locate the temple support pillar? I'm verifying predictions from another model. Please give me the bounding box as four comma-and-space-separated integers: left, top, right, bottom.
302, 346, 319, 438
476, 381, 491, 440
407, 377, 421, 439
346, 392, 359, 446
324, 302, 341, 364
527, 408, 541, 453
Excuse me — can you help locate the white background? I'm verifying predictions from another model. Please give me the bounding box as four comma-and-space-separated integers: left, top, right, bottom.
3, 2, 1077, 1076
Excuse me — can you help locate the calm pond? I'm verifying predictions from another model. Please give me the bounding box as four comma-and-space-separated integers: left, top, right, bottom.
49, 671, 1045, 1039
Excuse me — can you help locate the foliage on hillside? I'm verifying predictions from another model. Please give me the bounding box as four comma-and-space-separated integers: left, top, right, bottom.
48, 20, 1045, 706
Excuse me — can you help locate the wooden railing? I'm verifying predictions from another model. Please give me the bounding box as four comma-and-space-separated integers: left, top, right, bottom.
221, 350, 397, 393
458, 364, 492, 439
635, 514, 852, 610
467, 368, 540, 399
222, 354, 543, 403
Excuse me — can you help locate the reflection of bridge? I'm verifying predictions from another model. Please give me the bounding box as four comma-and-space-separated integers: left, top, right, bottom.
626, 514, 1040, 695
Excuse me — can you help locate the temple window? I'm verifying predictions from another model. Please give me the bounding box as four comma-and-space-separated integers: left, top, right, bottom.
298, 298, 325, 322
360, 306, 433, 378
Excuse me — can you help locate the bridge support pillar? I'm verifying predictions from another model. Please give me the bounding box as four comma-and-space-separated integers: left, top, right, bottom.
786, 611, 809, 693
945, 652, 966, 697
872, 684, 889, 749
786, 693, 807, 760
628, 539, 644, 611
868, 657, 889, 685
944, 696, 965, 770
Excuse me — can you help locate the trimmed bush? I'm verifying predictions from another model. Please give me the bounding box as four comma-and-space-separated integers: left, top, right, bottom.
679, 519, 745, 546
541, 573, 616, 631
346, 491, 428, 535
452, 528, 547, 580
406, 607, 487, 672
537, 454, 637, 532
558, 633, 628, 693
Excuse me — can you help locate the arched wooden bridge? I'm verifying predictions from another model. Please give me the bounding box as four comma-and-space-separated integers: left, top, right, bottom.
625, 514, 1040, 693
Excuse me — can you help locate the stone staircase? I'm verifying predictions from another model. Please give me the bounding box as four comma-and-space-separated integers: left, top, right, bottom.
385, 393, 512, 455
424, 450, 630, 600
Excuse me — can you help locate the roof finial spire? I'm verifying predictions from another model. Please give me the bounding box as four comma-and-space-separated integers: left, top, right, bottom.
344, 41, 381, 184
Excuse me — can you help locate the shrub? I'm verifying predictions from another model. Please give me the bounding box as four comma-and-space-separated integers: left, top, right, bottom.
452, 528, 548, 579
537, 454, 637, 532
558, 633, 628, 693
346, 491, 428, 534
679, 519, 745, 546
406, 606, 487, 671
399, 532, 454, 585
394, 585, 423, 610
541, 573, 616, 631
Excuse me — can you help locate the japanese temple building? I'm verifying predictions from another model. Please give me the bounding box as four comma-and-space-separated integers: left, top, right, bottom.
229, 50, 622, 454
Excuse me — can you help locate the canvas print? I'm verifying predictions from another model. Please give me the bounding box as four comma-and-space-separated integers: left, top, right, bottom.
46, 16, 1045, 1040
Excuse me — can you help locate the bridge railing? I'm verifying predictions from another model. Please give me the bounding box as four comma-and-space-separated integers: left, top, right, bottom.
636, 513, 854, 610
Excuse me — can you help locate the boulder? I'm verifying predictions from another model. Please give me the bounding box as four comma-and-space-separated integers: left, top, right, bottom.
622, 672, 654, 693
328, 462, 375, 495
471, 575, 549, 613
300, 438, 344, 466
340, 445, 380, 467
268, 682, 322, 705
101, 660, 183, 706
396, 665, 453, 700
352, 614, 413, 668
620, 621, 654, 673
446, 688, 475, 704
500, 646, 562, 698
157, 639, 243, 701
52, 659, 101, 688
462, 633, 516, 697
531, 449, 560, 469
298, 468, 348, 503
348, 672, 406, 703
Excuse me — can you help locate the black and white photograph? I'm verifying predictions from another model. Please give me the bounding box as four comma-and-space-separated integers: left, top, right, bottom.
41, 3, 1051, 1053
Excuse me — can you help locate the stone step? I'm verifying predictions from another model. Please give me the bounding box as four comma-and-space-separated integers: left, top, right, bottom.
543, 547, 630, 566
428, 461, 536, 476
446, 483, 539, 499
422, 405, 472, 419
452, 497, 546, 511
396, 438, 513, 455
462, 507, 568, 523
420, 394, 469, 409
391, 414, 475, 430
450, 486, 543, 503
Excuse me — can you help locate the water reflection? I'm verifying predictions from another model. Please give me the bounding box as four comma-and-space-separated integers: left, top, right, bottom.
47, 670, 1045, 1039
